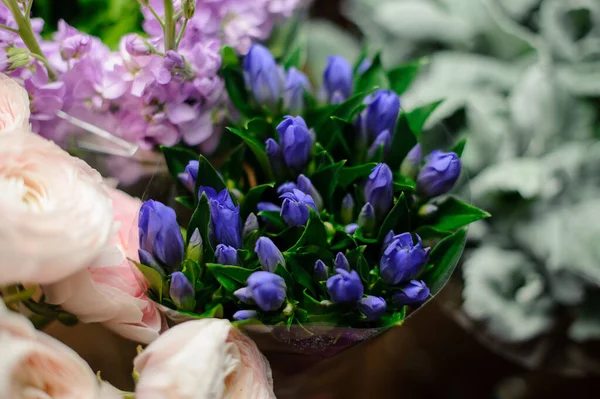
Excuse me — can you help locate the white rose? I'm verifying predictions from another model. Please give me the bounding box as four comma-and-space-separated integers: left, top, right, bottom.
0, 72, 30, 134
134, 319, 276, 399
0, 130, 117, 286
0, 302, 100, 398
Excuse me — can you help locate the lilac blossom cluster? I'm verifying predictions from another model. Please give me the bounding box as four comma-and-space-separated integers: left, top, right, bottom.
0, 0, 300, 148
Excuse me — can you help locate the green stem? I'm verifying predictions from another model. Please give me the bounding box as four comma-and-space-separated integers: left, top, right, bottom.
175, 18, 188, 48
146, 4, 165, 29
24, 0, 33, 20
2, 287, 36, 304
5, 0, 56, 80
0, 23, 19, 34
162, 0, 176, 51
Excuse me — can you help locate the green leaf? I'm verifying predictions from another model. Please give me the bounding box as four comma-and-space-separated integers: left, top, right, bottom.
357, 255, 370, 285
424, 197, 490, 232
393, 174, 416, 192
302, 290, 328, 314
178, 304, 224, 319
338, 163, 377, 188
221, 45, 239, 68
354, 53, 385, 93
420, 228, 467, 295
188, 194, 214, 261
405, 100, 444, 137
345, 245, 366, 269
206, 264, 256, 292
275, 264, 295, 298
450, 138, 467, 157
282, 45, 303, 69
161, 146, 198, 181
195, 155, 227, 195
245, 118, 274, 142
227, 127, 274, 181
380, 308, 406, 327
288, 257, 317, 297
322, 117, 352, 157
388, 113, 416, 170
222, 67, 253, 118
131, 260, 165, 302
182, 259, 201, 289
311, 160, 346, 210
289, 209, 328, 252
353, 227, 379, 244
257, 211, 288, 231
414, 225, 453, 242
175, 196, 195, 209
241, 183, 274, 219
387, 58, 426, 95
377, 193, 410, 243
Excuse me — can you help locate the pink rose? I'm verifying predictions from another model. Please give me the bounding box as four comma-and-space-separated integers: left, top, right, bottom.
44, 188, 164, 344
0, 73, 30, 134
0, 130, 116, 286
134, 319, 276, 399
0, 302, 101, 398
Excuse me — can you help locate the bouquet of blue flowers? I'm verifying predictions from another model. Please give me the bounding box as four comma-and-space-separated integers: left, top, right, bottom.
131, 41, 490, 366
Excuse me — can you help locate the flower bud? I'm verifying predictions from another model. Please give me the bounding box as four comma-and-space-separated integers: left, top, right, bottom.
340, 194, 355, 225
178, 160, 198, 193
233, 310, 258, 321
323, 55, 353, 104
243, 213, 259, 239
182, 0, 195, 19
380, 233, 429, 286
334, 252, 350, 272
276, 182, 297, 195
139, 200, 185, 271
284, 67, 311, 114
416, 151, 461, 198
164, 50, 186, 71
276, 116, 312, 172
392, 280, 430, 307
169, 272, 195, 311
209, 189, 242, 249
215, 244, 239, 266
235, 271, 287, 312
265, 138, 283, 171
314, 260, 328, 281
345, 223, 359, 235
326, 269, 364, 303
364, 163, 394, 217
418, 203, 439, 219
7, 48, 30, 70
367, 129, 391, 159
186, 228, 203, 263
357, 58, 372, 75
400, 144, 422, 179
125, 34, 152, 56
280, 189, 317, 227
359, 296, 387, 321
357, 203, 375, 235
138, 249, 165, 275
255, 237, 285, 272
243, 44, 284, 109
60, 34, 92, 60
257, 202, 281, 213
297, 174, 323, 211
360, 90, 400, 139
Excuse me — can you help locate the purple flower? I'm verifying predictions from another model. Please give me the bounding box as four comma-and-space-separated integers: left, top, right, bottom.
255, 237, 285, 272
60, 34, 92, 60
400, 144, 423, 179
209, 189, 242, 249
364, 163, 394, 217
359, 296, 387, 321
277, 182, 298, 195
243, 213, 259, 238
323, 56, 353, 104
392, 280, 430, 307
380, 233, 429, 286
327, 269, 364, 303
277, 115, 312, 171
164, 50, 186, 70
178, 160, 199, 193
233, 310, 258, 321
215, 244, 239, 266
243, 44, 284, 109
360, 90, 400, 139
235, 271, 287, 312
357, 202, 375, 234
357, 58, 372, 75
416, 151, 462, 198
280, 189, 317, 227
169, 272, 195, 311
186, 228, 203, 262
265, 138, 284, 171
367, 130, 392, 159
284, 67, 311, 114
314, 259, 328, 281
297, 174, 323, 210
334, 252, 350, 272
139, 200, 184, 271
125, 34, 152, 56
257, 202, 281, 213
345, 223, 359, 234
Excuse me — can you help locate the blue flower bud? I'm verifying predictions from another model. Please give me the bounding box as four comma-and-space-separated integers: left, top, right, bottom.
284, 67, 311, 114
138, 249, 165, 275
326, 269, 364, 303
243, 44, 284, 109
360, 90, 400, 139
276, 116, 312, 171
334, 252, 350, 272
400, 143, 422, 179
314, 259, 328, 281
359, 296, 387, 321
364, 163, 394, 217
235, 271, 287, 312
357, 58, 372, 75
215, 244, 239, 266
392, 280, 430, 307
297, 174, 323, 211
186, 228, 203, 263
323, 55, 353, 104
416, 151, 461, 198
169, 272, 195, 311
233, 310, 258, 321
280, 189, 317, 227
340, 194, 355, 225
276, 182, 298, 195
345, 223, 359, 234
257, 202, 281, 213
358, 203, 375, 235
367, 129, 392, 159
255, 237, 285, 272
380, 233, 430, 286
209, 189, 242, 249
418, 203, 439, 219
265, 138, 284, 172
139, 200, 184, 271
243, 213, 259, 239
